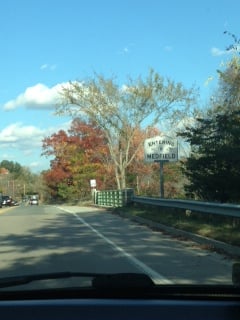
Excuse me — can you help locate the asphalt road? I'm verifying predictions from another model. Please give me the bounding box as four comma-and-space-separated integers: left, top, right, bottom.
0, 204, 235, 288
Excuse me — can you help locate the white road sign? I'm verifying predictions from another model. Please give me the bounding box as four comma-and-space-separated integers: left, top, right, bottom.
90, 179, 97, 187
144, 135, 178, 163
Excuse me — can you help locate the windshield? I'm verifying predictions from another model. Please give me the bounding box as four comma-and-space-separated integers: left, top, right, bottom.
0, 0, 239, 291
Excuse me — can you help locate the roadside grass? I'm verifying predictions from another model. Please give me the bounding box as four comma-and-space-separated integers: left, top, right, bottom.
114, 204, 240, 247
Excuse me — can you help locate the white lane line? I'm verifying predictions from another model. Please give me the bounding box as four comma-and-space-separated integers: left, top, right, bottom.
59, 207, 172, 284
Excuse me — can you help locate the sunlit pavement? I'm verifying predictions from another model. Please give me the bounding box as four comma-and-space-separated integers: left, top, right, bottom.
0, 206, 16, 214
0, 204, 235, 287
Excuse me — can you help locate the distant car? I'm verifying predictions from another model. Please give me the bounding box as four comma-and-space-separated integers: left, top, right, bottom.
2, 195, 14, 207
29, 198, 39, 205
12, 200, 20, 206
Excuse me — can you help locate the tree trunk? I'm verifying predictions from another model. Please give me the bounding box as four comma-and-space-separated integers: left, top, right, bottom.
120, 166, 126, 189
115, 166, 121, 190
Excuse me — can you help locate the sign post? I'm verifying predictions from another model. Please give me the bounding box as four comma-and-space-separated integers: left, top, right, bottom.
144, 135, 178, 198
160, 161, 164, 198
90, 179, 97, 201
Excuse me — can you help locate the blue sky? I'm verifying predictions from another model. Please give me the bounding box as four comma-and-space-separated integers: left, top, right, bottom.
0, 0, 239, 172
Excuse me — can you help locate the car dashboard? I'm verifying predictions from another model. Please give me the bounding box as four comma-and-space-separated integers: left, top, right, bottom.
0, 285, 239, 320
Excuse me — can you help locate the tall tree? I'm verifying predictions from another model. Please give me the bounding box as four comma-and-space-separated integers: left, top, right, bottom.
0, 161, 42, 200
0, 160, 23, 178
56, 70, 196, 189
42, 119, 112, 199
179, 57, 240, 202
217, 56, 240, 110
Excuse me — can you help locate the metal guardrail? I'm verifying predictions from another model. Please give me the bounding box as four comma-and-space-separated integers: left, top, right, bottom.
132, 196, 240, 218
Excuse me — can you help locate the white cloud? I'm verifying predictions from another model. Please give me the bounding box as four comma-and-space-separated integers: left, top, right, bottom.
0, 153, 14, 160
40, 63, 57, 71
29, 161, 41, 169
0, 123, 44, 147
118, 47, 130, 55
0, 121, 72, 172
211, 47, 231, 56
204, 76, 214, 86
118, 43, 135, 55
40, 64, 48, 70
0, 121, 71, 151
3, 83, 66, 111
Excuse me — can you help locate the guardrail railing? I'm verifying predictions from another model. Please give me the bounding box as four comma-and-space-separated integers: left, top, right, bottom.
94, 189, 240, 218
132, 196, 240, 218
